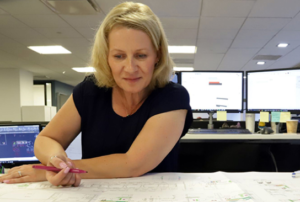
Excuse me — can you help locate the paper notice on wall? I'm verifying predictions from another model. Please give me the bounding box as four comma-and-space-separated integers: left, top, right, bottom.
217, 111, 227, 121
280, 112, 291, 123
260, 112, 269, 122
271, 112, 281, 122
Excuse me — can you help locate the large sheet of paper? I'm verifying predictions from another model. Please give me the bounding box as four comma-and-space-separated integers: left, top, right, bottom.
0, 172, 299, 201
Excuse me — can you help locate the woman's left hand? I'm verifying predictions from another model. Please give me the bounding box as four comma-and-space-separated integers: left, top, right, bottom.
0, 164, 47, 184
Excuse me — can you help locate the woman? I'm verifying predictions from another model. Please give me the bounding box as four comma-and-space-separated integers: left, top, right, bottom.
0, 2, 192, 186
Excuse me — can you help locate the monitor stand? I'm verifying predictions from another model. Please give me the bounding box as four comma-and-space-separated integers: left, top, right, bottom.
208, 112, 214, 129
273, 122, 282, 133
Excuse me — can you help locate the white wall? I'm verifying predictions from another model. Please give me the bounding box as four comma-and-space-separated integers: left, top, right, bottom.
19, 69, 34, 106
0, 68, 34, 122
0, 69, 21, 121
33, 85, 45, 105
46, 83, 52, 106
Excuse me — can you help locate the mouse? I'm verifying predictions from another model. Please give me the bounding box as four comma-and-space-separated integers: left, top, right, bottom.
259, 127, 274, 134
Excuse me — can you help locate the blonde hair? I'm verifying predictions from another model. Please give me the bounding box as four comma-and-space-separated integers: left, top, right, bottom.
90, 2, 174, 90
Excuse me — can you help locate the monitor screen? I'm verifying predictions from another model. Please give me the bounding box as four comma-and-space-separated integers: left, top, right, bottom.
170, 73, 178, 83
180, 71, 244, 112
0, 125, 40, 163
247, 68, 300, 113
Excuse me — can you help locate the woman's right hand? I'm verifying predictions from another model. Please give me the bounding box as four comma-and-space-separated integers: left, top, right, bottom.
0, 164, 46, 184
46, 155, 81, 187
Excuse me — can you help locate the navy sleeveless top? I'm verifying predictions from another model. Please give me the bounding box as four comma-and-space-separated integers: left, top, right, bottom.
73, 77, 192, 172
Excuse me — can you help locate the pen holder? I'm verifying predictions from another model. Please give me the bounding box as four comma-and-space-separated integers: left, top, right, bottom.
246, 113, 255, 134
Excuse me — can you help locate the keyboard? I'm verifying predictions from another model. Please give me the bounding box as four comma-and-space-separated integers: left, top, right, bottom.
188, 128, 252, 134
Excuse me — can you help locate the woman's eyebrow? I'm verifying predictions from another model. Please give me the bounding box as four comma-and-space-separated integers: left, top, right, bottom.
110, 48, 149, 52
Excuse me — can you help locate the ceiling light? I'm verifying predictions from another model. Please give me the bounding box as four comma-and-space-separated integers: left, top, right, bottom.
277, 43, 288, 48
72, 67, 95, 73
40, 0, 101, 15
28, 46, 71, 54
168, 46, 196, 54
257, 61, 266, 65
173, 67, 194, 71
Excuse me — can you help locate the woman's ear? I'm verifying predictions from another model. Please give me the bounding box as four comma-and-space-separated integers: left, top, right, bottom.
156, 49, 161, 64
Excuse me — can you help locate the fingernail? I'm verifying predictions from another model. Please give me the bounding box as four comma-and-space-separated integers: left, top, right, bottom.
67, 162, 73, 167
64, 167, 70, 174
59, 162, 67, 168
3, 180, 9, 183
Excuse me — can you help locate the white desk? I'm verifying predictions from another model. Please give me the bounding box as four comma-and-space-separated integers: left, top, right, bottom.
181, 133, 300, 143
0, 172, 299, 201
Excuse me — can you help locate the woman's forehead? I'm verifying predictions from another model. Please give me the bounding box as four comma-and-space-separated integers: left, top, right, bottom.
108, 26, 153, 51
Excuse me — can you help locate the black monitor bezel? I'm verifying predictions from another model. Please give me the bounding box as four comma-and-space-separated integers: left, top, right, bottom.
246, 67, 300, 114
178, 71, 244, 113
0, 123, 42, 166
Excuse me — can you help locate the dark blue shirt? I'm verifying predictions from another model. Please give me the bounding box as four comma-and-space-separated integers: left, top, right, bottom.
73, 77, 192, 172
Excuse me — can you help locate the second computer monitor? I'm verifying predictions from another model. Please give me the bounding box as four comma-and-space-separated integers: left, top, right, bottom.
180, 71, 244, 112
247, 68, 300, 113
0, 125, 40, 164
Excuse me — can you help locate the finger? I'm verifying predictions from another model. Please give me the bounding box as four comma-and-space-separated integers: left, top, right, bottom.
7, 167, 18, 174
66, 158, 74, 168
67, 173, 75, 186
60, 172, 73, 186
0, 174, 9, 182
73, 174, 81, 187
3, 176, 30, 184
49, 157, 68, 169
46, 167, 70, 186
0, 172, 19, 182
7, 165, 25, 174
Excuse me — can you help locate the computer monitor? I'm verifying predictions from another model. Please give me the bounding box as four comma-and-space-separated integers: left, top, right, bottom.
170, 72, 179, 83
0, 125, 40, 164
179, 71, 244, 112
246, 68, 300, 113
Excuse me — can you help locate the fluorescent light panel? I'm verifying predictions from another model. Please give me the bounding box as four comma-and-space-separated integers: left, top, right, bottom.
28, 46, 71, 54
277, 43, 288, 48
72, 67, 95, 73
168, 46, 196, 54
257, 61, 265, 65
173, 67, 194, 71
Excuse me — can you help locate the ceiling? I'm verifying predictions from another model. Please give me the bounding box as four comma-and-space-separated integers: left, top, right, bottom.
0, 0, 300, 86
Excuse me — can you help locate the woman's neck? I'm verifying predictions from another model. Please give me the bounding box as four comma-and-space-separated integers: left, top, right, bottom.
113, 86, 151, 116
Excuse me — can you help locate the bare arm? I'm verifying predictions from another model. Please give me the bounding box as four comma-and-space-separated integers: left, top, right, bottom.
34, 93, 187, 182
34, 94, 81, 165
74, 109, 187, 179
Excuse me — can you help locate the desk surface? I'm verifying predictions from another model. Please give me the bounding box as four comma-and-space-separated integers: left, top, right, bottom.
0, 172, 298, 201
182, 133, 300, 140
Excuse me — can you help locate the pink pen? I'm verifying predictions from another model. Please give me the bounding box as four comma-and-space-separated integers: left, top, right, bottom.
32, 165, 88, 173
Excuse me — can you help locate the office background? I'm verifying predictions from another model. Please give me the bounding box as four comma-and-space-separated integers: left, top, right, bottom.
1, 0, 300, 122
1, 0, 300, 174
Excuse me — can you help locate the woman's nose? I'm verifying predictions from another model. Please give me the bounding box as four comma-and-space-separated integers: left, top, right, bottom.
124, 57, 138, 73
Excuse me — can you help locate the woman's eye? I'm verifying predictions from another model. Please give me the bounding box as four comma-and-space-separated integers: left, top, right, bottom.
137, 54, 147, 58
114, 55, 123, 59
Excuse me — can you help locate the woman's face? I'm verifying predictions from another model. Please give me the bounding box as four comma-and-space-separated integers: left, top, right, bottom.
108, 26, 159, 94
